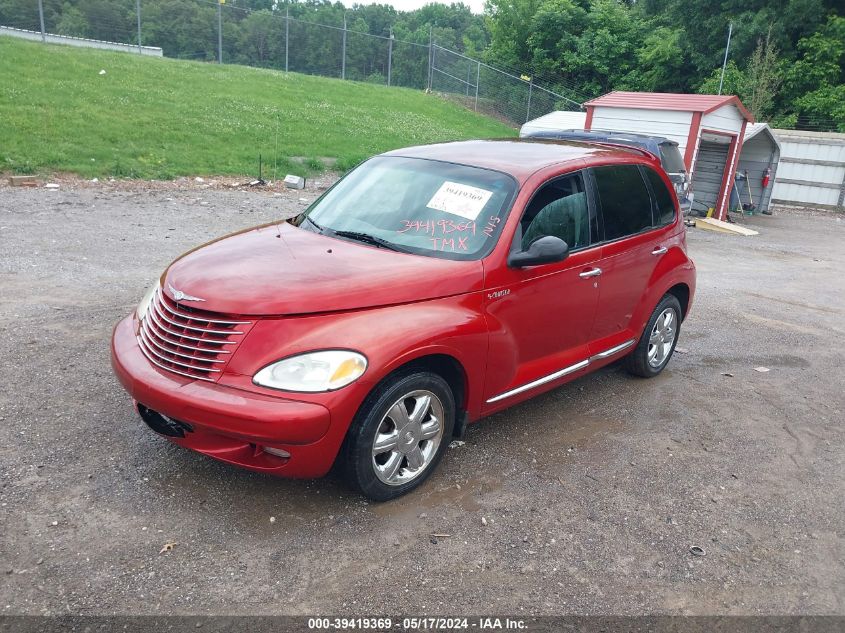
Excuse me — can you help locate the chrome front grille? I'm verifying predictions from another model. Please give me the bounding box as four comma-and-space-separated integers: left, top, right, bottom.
137, 288, 253, 382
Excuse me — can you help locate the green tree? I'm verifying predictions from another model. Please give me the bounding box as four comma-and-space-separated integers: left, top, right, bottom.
462, 21, 488, 56
141, 0, 217, 60
783, 15, 845, 130
640, 0, 827, 85
783, 15, 844, 98
77, 0, 134, 42
485, 0, 542, 68
697, 60, 746, 97
55, 2, 88, 36
236, 10, 284, 67
795, 85, 845, 132
744, 29, 782, 120
626, 26, 685, 92
565, 0, 644, 94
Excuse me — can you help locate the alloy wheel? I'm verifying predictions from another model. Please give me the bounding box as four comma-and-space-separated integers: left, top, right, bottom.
647, 307, 677, 368
371, 390, 445, 486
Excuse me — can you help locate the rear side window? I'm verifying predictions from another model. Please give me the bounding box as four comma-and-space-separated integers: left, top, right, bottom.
593, 165, 653, 240
643, 166, 676, 226
659, 143, 686, 174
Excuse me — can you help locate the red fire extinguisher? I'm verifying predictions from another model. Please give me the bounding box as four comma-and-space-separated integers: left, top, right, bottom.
762, 167, 771, 189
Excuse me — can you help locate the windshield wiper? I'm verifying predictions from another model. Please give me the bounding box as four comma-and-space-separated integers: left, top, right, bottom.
330, 230, 407, 253
302, 215, 323, 233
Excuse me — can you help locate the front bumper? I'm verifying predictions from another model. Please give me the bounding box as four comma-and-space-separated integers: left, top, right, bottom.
110, 315, 343, 478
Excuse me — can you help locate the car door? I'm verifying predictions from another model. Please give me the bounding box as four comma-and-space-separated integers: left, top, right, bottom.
482, 170, 602, 409
588, 164, 676, 353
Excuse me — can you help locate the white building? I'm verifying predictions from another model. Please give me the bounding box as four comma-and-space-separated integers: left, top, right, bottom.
521, 94, 845, 213
771, 129, 845, 209
582, 92, 754, 220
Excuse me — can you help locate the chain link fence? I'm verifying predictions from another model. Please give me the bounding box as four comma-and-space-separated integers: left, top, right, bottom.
430, 45, 584, 126
0, 0, 586, 125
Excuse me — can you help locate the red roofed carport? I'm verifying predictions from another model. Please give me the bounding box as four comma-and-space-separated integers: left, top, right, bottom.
584, 91, 754, 221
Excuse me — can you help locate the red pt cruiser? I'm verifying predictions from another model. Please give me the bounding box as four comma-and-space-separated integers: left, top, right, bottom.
111, 140, 696, 500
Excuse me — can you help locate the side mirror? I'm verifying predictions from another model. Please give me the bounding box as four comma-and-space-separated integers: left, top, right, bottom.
508, 235, 570, 268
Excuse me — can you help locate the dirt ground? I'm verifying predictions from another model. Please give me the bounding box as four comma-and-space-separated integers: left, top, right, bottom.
0, 179, 842, 616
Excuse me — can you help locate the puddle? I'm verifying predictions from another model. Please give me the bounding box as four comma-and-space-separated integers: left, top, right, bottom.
532, 414, 627, 463
372, 472, 503, 518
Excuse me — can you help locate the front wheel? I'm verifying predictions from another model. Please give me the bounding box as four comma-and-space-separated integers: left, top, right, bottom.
342, 371, 455, 501
625, 294, 682, 377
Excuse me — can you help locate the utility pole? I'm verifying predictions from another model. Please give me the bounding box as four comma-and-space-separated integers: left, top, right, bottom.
526, 78, 533, 123
217, 0, 223, 64
284, 6, 289, 72
341, 13, 347, 80
37, 0, 45, 43
718, 22, 733, 95
136, 0, 142, 54
474, 61, 480, 111
427, 25, 433, 91
387, 29, 393, 87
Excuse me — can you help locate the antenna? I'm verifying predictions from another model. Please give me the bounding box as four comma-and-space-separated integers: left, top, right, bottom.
718, 22, 733, 95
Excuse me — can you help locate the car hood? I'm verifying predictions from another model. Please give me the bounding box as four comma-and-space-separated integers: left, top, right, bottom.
163, 222, 484, 316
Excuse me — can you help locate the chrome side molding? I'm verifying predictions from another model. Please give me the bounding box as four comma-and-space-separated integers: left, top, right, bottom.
486, 338, 636, 404
590, 338, 635, 360
486, 360, 589, 404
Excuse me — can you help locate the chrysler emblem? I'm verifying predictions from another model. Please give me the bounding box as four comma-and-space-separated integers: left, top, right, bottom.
168, 283, 205, 303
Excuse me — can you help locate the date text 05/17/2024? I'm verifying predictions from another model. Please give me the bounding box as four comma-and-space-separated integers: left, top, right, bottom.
306, 617, 527, 630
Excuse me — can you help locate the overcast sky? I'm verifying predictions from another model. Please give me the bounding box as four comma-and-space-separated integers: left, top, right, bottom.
340, 0, 487, 15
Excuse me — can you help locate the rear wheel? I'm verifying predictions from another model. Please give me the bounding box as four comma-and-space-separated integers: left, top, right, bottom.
342, 371, 455, 501
625, 294, 682, 377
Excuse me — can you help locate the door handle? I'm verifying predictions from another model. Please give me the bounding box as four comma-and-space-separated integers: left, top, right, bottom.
651, 246, 668, 255
579, 267, 602, 278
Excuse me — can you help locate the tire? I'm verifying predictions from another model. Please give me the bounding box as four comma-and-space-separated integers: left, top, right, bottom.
342, 371, 455, 501
625, 294, 683, 378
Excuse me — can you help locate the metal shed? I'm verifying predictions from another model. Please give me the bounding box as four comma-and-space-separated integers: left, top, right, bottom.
737, 123, 781, 214
583, 92, 754, 220
771, 130, 845, 210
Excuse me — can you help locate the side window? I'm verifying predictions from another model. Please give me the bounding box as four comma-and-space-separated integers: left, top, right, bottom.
659, 144, 687, 175
643, 166, 676, 227
593, 165, 653, 240
518, 172, 595, 252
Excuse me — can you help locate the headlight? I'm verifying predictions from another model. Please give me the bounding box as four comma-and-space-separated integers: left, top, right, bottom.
136, 280, 160, 321
253, 350, 367, 392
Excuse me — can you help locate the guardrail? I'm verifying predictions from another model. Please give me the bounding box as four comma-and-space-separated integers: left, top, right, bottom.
0, 25, 163, 56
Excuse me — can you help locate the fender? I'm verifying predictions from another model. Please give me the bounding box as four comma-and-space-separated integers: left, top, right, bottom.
632, 235, 696, 336
225, 292, 489, 420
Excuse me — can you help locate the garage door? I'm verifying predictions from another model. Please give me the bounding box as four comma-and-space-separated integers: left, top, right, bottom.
691, 141, 730, 212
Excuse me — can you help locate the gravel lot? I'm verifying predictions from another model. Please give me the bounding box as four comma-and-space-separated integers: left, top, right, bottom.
0, 179, 843, 616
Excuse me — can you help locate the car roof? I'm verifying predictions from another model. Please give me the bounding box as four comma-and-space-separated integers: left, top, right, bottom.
382, 139, 651, 183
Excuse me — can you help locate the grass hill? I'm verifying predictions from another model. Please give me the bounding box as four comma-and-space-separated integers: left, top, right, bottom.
0, 37, 516, 179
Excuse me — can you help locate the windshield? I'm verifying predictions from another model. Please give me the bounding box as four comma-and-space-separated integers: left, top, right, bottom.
294, 156, 518, 260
